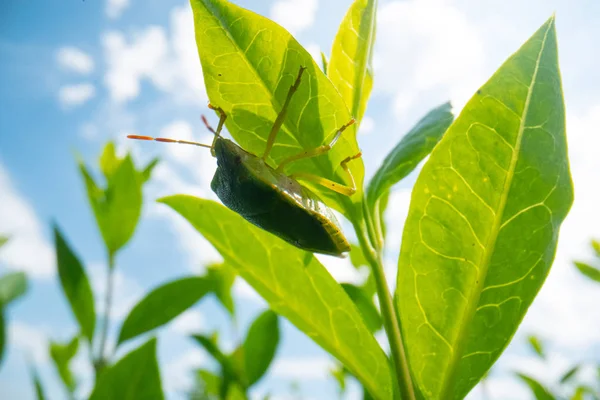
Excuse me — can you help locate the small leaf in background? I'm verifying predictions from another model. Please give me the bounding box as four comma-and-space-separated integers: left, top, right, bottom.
30, 364, 47, 400
328, 0, 377, 125
206, 263, 236, 316
191, 0, 363, 218
141, 157, 160, 183
79, 154, 143, 258
330, 364, 347, 394
192, 334, 229, 368
591, 239, 600, 258
560, 365, 580, 384
49, 336, 79, 393
396, 17, 573, 399
90, 338, 163, 400
0, 271, 27, 306
367, 102, 454, 212
574, 262, 600, 283
517, 373, 556, 400
320, 51, 328, 75
341, 284, 382, 333
0, 235, 8, 249
528, 335, 545, 358
349, 244, 368, 269
162, 196, 393, 399
117, 276, 212, 345
192, 369, 221, 398
243, 309, 279, 386
99, 142, 120, 180
571, 385, 597, 400
54, 226, 95, 343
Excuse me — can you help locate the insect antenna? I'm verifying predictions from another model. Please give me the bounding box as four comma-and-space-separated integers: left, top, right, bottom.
126, 135, 213, 149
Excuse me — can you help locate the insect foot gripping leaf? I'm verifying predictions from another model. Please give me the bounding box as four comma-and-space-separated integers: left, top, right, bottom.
395, 16, 573, 399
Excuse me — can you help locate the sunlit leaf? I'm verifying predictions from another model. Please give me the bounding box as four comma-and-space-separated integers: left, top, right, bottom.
570, 385, 597, 400
528, 335, 545, 358
162, 196, 393, 399
54, 226, 96, 343
0, 236, 8, 249
342, 283, 382, 333
320, 52, 328, 75
79, 155, 142, 258
118, 277, 212, 345
49, 336, 79, 393
517, 373, 556, 400
328, 0, 376, 125
90, 338, 163, 400
574, 262, 600, 283
367, 102, 453, 211
243, 309, 279, 386
192, 369, 221, 398
396, 17, 573, 399
0, 271, 27, 306
99, 142, 120, 180
190, 0, 363, 218
207, 263, 236, 316
141, 157, 160, 183
560, 365, 580, 384
349, 243, 368, 269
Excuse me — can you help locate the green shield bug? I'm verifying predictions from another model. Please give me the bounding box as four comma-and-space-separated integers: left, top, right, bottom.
128, 67, 361, 257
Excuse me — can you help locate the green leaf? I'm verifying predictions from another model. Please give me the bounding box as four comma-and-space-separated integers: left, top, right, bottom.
54, 226, 96, 343
341, 284, 382, 333
517, 373, 556, 400
528, 335, 545, 358
79, 155, 143, 258
367, 102, 454, 209
141, 157, 160, 183
207, 263, 236, 316
99, 142, 120, 180
243, 309, 279, 386
193, 334, 229, 367
395, 17, 573, 399
349, 243, 368, 269
190, 0, 363, 218
330, 364, 348, 394
592, 239, 600, 258
192, 369, 221, 398
571, 385, 597, 400
118, 277, 212, 345
574, 262, 600, 283
328, 0, 376, 125
0, 235, 8, 249
49, 336, 79, 392
90, 338, 163, 400
162, 196, 393, 399
0, 271, 27, 306
30, 364, 46, 400
560, 365, 580, 384
193, 333, 243, 393
320, 52, 328, 75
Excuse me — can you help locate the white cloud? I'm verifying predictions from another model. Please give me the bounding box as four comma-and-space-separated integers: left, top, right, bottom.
374, 0, 484, 117
232, 277, 266, 305
164, 348, 207, 394
314, 253, 366, 285
56, 47, 94, 74
271, 356, 335, 380
270, 0, 318, 36
102, 6, 206, 104
58, 83, 96, 107
169, 309, 204, 335
9, 322, 49, 365
0, 163, 54, 279
106, 0, 130, 19
359, 116, 375, 135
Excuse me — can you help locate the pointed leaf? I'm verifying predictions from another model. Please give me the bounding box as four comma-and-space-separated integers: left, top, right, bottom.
396, 17, 573, 399
560, 365, 580, 384
517, 373, 556, 400
90, 338, 163, 400
99, 142, 120, 180
528, 335, 545, 358
192, 334, 229, 368
592, 240, 600, 258
243, 309, 279, 386
192, 369, 221, 397
320, 52, 328, 75
161, 195, 393, 399
118, 277, 212, 345
191, 0, 363, 218
328, 0, 377, 124
54, 226, 96, 343
207, 263, 236, 316
79, 155, 142, 257
0, 235, 8, 249
367, 102, 454, 209
570, 385, 597, 400
349, 244, 368, 269
30, 364, 47, 400
49, 336, 79, 392
0, 271, 27, 306
141, 157, 160, 183
574, 262, 600, 283
341, 284, 382, 333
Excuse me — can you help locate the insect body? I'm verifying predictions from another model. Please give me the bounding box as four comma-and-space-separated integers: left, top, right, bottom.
128, 67, 361, 257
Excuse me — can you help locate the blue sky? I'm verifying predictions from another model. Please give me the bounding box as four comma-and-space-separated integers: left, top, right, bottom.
1, 0, 599, 399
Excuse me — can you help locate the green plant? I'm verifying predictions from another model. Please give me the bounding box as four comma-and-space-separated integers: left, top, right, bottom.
159, 0, 573, 399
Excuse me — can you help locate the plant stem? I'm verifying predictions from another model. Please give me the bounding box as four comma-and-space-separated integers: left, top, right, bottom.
355, 205, 415, 400
97, 252, 115, 372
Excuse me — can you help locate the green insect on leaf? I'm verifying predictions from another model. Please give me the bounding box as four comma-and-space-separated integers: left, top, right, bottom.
396, 16, 573, 399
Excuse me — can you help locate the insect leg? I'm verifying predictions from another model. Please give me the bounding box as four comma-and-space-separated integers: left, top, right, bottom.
203, 104, 228, 156
262, 66, 306, 161
275, 118, 355, 172
290, 152, 362, 197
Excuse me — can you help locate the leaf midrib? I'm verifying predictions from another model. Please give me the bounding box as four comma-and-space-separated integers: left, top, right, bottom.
438, 20, 553, 398
350, 0, 376, 120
